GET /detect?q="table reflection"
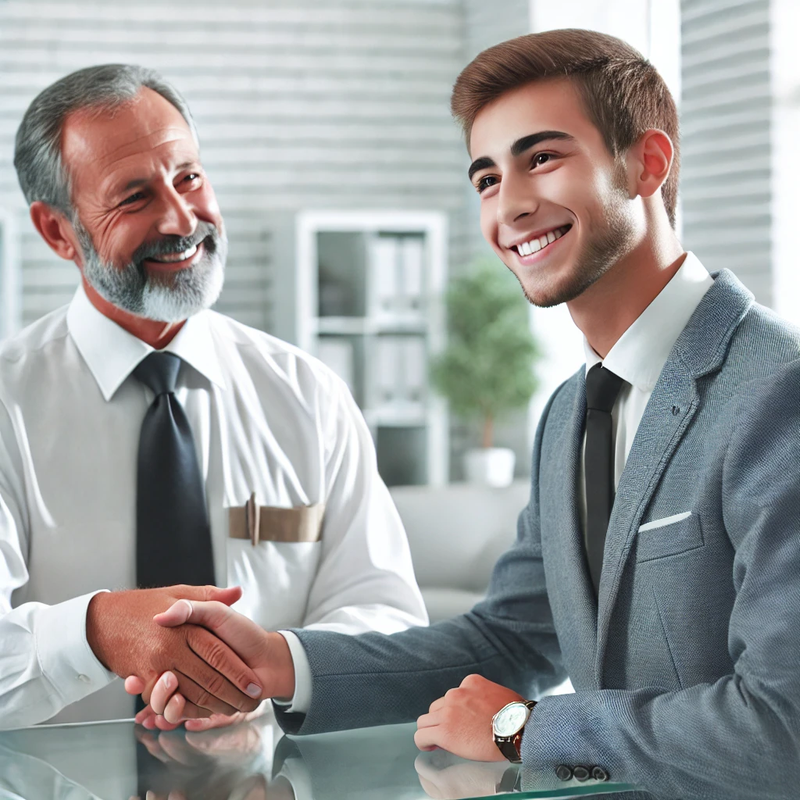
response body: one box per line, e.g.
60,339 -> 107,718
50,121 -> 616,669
0,710 -> 643,800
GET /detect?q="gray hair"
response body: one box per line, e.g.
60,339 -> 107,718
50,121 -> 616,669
14,64 -> 199,215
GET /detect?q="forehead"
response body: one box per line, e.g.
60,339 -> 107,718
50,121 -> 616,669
468,78 -> 602,160
61,87 -> 198,190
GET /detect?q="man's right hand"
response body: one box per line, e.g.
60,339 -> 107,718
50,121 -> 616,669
128,598 -> 296,724
85,585 -> 263,717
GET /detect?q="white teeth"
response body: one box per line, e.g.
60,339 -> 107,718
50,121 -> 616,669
514,226 -> 569,257
150,244 -> 198,263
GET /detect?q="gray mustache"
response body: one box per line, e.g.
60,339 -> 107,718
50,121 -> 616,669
132,222 -> 218,264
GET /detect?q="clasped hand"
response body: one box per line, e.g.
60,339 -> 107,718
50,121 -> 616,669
122,593 -> 295,730
86,584 -> 266,721
121,592 -> 525,762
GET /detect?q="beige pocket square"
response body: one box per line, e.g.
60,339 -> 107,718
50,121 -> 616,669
229,494 -> 325,546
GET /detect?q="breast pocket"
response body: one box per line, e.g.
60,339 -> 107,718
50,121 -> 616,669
636,512 -> 704,562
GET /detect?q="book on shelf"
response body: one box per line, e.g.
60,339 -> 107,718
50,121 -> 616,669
372,336 -> 427,416
368,234 -> 426,322
368,236 -> 399,318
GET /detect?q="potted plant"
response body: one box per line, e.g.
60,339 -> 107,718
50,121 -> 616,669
431,258 -> 540,487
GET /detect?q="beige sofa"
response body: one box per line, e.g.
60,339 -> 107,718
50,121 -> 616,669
389,481 -> 530,624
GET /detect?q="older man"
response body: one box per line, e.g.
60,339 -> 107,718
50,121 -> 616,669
0,64 -> 427,729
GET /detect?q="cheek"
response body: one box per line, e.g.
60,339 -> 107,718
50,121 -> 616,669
197,185 -> 222,222
479,203 -> 499,247
95,219 -> 148,266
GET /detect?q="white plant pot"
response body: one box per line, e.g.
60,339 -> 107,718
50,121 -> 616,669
464,447 -> 516,488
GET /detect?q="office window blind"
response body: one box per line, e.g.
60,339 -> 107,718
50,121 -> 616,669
680,0 -> 772,306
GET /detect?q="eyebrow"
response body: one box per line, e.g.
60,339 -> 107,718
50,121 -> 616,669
468,130 -> 576,181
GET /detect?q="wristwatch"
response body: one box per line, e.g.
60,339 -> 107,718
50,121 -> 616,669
492,699 -> 536,763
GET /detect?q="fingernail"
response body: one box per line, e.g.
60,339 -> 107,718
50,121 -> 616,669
161,673 -> 173,690
246,683 -> 261,697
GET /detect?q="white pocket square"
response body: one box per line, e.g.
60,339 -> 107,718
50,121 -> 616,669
638,511 -> 692,532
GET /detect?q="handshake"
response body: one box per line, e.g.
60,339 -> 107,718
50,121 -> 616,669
86,585 -> 295,731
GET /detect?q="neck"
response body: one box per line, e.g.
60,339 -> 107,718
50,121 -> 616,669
82,276 -> 186,350
567,231 -> 686,359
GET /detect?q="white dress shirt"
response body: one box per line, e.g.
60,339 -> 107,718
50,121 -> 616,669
0,286 -> 427,728
286,252 -> 714,714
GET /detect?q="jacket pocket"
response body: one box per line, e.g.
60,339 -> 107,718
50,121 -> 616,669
636,512 -> 704,562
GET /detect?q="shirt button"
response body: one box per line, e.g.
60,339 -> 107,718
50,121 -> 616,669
77,674 -> 91,684
591,766 -> 610,782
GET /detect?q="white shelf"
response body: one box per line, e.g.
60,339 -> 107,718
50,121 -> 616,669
295,210 -> 448,486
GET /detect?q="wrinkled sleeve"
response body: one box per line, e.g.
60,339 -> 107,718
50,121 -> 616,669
299,374 -> 428,636
0,398 -> 114,730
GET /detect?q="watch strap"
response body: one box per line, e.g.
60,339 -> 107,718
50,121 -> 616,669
496,734 -> 523,763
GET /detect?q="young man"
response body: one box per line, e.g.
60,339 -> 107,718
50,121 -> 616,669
138,30 -> 800,798
0,65 -> 428,729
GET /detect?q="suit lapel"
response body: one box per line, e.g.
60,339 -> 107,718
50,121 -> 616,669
594,269 -> 754,678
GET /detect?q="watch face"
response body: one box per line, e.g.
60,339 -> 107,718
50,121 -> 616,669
493,702 -> 530,737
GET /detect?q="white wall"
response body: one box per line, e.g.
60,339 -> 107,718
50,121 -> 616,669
770,0 -> 800,327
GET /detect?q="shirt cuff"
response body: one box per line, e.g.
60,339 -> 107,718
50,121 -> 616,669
274,630 -> 313,714
34,590 -> 117,706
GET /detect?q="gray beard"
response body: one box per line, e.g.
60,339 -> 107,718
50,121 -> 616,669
76,219 -> 227,322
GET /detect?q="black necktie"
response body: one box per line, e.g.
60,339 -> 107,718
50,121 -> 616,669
134,352 -> 215,588
584,363 -> 625,594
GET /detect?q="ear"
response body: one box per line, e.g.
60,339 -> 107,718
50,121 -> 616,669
29,201 -> 83,265
626,129 -> 674,200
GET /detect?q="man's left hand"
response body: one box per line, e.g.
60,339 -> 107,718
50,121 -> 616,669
414,674 -> 526,761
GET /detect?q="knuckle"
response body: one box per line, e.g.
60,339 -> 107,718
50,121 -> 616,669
191,631 -> 227,669
193,687 -> 213,709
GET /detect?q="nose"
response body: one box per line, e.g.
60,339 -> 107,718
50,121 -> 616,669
156,185 -> 197,238
496,170 -> 538,226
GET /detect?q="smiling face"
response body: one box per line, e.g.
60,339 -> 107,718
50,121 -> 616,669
60,87 -> 226,321
469,79 -> 640,309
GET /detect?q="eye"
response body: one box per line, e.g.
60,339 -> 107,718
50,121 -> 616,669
476,175 -> 499,193
531,152 -> 552,169
181,172 -> 202,187
119,192 -> 144,207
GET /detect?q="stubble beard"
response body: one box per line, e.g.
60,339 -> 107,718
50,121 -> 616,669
515,176 -> 637,309
76,218 -> 227,322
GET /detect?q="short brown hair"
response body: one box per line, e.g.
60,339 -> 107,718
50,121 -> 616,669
451,29 -> 680,227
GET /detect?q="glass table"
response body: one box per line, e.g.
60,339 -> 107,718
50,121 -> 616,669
0,710 -> 646,800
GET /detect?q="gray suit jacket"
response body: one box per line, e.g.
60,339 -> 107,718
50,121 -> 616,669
279,270 -> 800,799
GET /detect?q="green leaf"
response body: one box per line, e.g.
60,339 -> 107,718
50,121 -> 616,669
430,258 -> 542,433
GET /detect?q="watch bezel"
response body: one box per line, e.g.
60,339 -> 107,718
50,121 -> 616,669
492,700 -> 533,737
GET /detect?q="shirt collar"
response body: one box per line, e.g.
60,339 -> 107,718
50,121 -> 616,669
67,284 -> 226,401
583,252 -> 714,391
